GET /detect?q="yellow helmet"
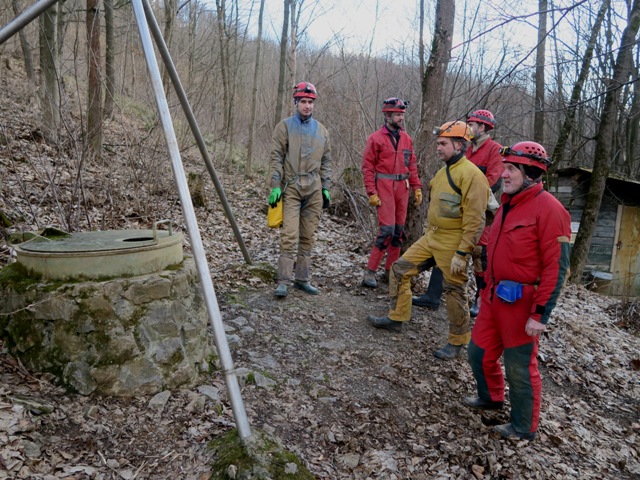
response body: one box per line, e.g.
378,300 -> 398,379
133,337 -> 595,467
433,121 -> 470,142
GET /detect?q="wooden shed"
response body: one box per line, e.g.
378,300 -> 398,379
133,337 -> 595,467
550,167 -> 640,299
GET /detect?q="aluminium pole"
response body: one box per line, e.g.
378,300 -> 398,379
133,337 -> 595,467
141,0 -> 251,265
0,0 -> 59,45
130,0 -> 251,440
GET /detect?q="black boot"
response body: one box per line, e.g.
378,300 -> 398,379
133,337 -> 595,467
433,343 -> 464,360
469,297 -> 480,318
367,315 -> 403,333
412,267 -> 444,309
494,423 -> 536,441
462,396 -> 504,410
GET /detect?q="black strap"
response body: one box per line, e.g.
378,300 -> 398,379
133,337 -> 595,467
376,173 -> 410,181
445,165 -> 462,196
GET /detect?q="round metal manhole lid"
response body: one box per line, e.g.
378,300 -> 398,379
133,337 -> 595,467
18,230 -> 173,253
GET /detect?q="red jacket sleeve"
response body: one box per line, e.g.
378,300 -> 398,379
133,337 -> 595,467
530,193 -> 572,323
362,134 -> 379,196
406,136 -> 422,190
484,142 -> 505,190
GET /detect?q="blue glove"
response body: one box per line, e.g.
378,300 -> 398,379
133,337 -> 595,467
269,187 -> 282,208
322,188 -> 330,209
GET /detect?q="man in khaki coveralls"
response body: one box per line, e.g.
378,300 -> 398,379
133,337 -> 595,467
368,121 -> 489,360
268,82 -> 332,298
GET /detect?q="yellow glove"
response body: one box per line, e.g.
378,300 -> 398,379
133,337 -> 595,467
450,254 -> 468,276
414,189 -> 423,207
368,194 -> 382,207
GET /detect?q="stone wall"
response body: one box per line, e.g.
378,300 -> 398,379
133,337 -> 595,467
0,258 -> 211,396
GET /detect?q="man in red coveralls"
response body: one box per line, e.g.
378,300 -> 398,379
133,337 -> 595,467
465,109 -> 504,317
361,98 -> 422,288
463,141 -> 571,441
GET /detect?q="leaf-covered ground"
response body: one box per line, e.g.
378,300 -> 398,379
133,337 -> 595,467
1,57 -> 639,479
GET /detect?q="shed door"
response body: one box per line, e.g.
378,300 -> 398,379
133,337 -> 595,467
611,205 -> 640,298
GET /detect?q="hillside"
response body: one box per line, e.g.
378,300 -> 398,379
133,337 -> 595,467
1,60 -> 640,479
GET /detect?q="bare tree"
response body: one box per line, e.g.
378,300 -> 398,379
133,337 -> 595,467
534,0 -> 547,142
39,1 -> 60,142
569,0 -> 640,282
246,0 -> 265,178
11,0 -> 35,82
162,0 -> 178,94
287,0 -> 299,96
406,0 -> 455,246
187,0 -> 201,86
103,0 -> 115,118
274,0 -> 290,124
87,0 -> 103,160
549,0 -> 609,174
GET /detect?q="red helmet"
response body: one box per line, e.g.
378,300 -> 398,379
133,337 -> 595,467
500,141 -> 551,172
467,109 -> 495,130
382,97 -> 408,113
293,82 -> 317,99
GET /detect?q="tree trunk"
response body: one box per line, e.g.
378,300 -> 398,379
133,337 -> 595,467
549,0 -> 609,176
625,57 -> 640,177
569,0 -> 640,282
39,2 -> 59,142
533,0 -> 547,143
216,0 -> 231,151
274,0 -> 290,125
246,0 -> 265,178
104,0 -> 115,118
188,1 -> 199,86
162,0 -> 177,95
288,0 -> 298,108
11,0 -> 35,82
87,0 -> 103,160
406,0 -> 455,247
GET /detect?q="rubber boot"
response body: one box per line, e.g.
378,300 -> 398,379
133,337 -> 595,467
293,255 -> 319,294
494,423 -> 536,441
379,270 -> 390,284
362,269 -> 377,288
274,283 -> 288,298
433,343 -> 463,360
367,315 -> 403,333
293,281 -> 319,295
463,396 -> 504,410
412,267 -> 444,309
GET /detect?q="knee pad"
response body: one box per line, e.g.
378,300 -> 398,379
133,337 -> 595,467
374,225 -> 394,250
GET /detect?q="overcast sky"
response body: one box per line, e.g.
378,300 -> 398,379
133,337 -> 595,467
257,0 -> 544,59
260,0 -> 422,56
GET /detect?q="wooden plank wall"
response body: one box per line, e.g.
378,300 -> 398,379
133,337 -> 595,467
552,175 -> 617,272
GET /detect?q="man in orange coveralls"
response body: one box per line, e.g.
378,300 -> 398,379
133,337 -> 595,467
465,109 -> 504,316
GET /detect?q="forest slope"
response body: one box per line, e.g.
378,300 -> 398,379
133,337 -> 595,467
0,59 -> 639,480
